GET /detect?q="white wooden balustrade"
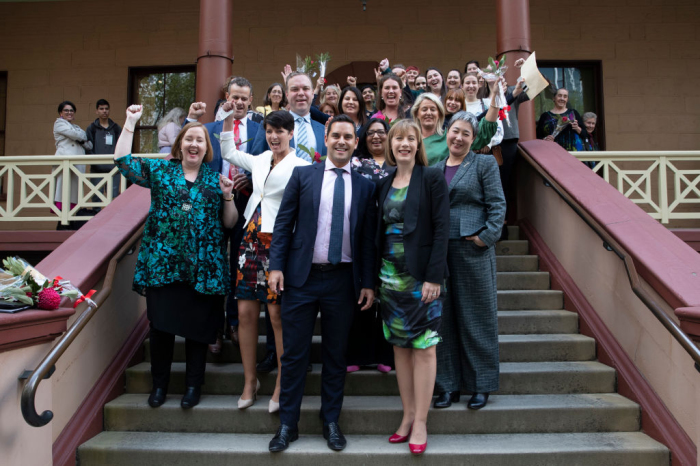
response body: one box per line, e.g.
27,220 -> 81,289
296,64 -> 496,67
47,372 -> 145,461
0,154 -> 165,225
573,151 -> 700,224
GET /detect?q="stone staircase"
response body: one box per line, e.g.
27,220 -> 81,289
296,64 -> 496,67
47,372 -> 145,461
77,227 -> 670,465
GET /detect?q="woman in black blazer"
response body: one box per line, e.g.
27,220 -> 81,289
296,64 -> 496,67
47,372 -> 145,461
376,120 -> 449,455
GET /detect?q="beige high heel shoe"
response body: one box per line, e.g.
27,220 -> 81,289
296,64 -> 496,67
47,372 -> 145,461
237,379 -> 260,409
268,398 -> 280,413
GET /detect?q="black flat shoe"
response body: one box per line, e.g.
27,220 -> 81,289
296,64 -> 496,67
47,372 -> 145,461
433,391 -> 460,409
323,422 -> 347,451
269,424 -> 299,452
256,351 -> 277,373
148,387 -> 167,408
467,392 -> 489,410
180,386 -> 201,409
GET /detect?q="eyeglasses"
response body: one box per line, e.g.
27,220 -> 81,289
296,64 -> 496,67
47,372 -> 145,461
367,130 -> 386,138
62,109 -> 75,113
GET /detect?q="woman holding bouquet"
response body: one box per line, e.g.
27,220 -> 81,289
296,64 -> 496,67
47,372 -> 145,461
114,105 -> 238,410
536,88 -> 587,152
220,108 -> 310,413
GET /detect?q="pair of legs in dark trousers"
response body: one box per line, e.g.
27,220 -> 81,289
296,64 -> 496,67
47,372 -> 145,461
499,138 -> 519,223
279,266 -> 355,427
149,325 -> 208,389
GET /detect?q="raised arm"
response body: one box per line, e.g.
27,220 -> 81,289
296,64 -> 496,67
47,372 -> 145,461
220,102 -> 255,172
114,105 -> 142,160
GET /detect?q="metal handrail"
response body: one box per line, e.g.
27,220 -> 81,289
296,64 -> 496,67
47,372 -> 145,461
519,147 -> 700,373
20,225 -> 145,427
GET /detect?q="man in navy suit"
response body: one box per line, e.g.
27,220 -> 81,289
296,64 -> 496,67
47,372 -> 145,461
267,115 -> 377,452
185,76 -> 260,351
250,72 -> 327,161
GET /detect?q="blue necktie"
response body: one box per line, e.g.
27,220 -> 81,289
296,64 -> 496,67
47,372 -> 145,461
328,168 -> 345,265
295,117 -> 311,161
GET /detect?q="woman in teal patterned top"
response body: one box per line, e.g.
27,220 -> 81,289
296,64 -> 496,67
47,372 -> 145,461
377,120 -> 449,454
114,105 -> 238,410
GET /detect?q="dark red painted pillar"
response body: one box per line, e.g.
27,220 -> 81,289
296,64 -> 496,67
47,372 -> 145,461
196,0 -> 233,124
496,0 -> 535,141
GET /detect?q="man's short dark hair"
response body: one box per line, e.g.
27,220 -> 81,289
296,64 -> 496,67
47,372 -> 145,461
326,114 -> 355,136
263,110 -> 294,132
96,99 -> 110,109
225,76 -> 253,95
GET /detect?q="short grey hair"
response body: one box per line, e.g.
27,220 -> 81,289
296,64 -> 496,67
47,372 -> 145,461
446,110 -> 480,138
582,112 -> 597,121
411,92 -> 446,136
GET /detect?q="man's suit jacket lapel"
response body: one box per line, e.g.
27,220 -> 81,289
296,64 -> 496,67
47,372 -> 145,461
403,166 -> 422,236
448,151 -> 476,193
312,163 -> 325,227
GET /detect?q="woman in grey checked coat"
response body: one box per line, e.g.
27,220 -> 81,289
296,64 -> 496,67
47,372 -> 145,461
433,110 -> 506,410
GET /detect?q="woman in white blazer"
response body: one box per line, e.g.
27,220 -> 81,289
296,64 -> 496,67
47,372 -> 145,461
220,109 -> 310,413
53,101 -> 93,220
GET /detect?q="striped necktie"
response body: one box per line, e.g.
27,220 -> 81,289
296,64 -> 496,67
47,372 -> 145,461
295,117 -> 311,161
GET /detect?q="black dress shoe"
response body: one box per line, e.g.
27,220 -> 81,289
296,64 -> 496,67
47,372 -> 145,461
467,392 -> 489,410
180,386 -> 201,409
269,424 -> 299,452
257,351 -> 277,373
148,387 -> 167,408
323,422 -> 347,451
433,391 -> 460,409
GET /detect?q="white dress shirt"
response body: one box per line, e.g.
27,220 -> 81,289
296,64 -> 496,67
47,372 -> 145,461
222,118 -> 248,177
313,158 -> 352,264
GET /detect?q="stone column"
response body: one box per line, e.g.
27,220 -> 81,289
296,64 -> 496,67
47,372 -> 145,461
196,0 -> 233,124
496,0 -> 534,141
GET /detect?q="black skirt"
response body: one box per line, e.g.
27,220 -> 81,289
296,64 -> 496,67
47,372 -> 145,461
146,282 -> 224,345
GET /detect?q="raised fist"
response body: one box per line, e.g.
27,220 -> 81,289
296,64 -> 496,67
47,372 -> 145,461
188,102 -> 207,120
125,105 -> 143,126
347,76 -> 357,87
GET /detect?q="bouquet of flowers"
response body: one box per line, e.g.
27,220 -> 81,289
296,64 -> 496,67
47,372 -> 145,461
297,144 -> 325,164
316,52 -> 332,81
0,257 -> 95,310
296,54 -> 318,77
479,55 -> 510,124
551,112 -> 576,139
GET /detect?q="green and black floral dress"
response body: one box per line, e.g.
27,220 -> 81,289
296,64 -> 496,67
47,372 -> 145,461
379,186 -> 442,349
116,154 -> 230,343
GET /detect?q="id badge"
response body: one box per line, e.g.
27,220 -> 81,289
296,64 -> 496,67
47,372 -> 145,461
105,134 -> 114,145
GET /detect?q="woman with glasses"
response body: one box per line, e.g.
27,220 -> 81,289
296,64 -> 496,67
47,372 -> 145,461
345,118 -> 396,374
53,101 -> 93,230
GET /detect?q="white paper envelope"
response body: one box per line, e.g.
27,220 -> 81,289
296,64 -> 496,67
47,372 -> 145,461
521,52 -> 549,100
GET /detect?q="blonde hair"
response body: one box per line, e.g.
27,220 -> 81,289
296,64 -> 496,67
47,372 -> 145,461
411,93 -> 446,136
385,120 -> 428,167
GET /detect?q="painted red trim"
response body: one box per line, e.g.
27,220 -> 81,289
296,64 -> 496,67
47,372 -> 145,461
0,231 -> 74,251
0,308 -> 75,353
52,312 -> 149,466
670,229 -> 700,253
0,186 -> 150,352
520,219 -> 696,466
519,141 -> 700,328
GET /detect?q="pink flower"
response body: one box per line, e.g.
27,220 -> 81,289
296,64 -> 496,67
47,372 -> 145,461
313,152 -> 321,163
562,116 -> 568,122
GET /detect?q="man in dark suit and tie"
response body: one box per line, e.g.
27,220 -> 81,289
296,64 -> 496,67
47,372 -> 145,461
250,71 -> 327,161
267,114 -> 377,452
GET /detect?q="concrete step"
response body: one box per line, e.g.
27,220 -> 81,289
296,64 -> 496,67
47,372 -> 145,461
496,271 -> 549,290
505,225 -> 520,240
496,255 -> 538,272
497,290 -> 563,310
495,240 -> 529,256
145,333 -> 594,364
104,393 -> 639,435
125,361 -> 616,396
497,310 -> 579,335
78,431 -> 668,466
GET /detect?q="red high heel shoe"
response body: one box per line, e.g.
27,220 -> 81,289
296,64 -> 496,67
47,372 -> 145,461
388,424 -> 412,443
409,441 -> 427,455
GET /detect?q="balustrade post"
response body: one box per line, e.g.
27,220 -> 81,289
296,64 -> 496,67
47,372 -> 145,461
658,156 -> 669,224
61,160 -> 70,225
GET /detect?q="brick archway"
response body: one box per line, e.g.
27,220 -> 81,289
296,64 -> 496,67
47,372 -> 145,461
325,60 -> 379,88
